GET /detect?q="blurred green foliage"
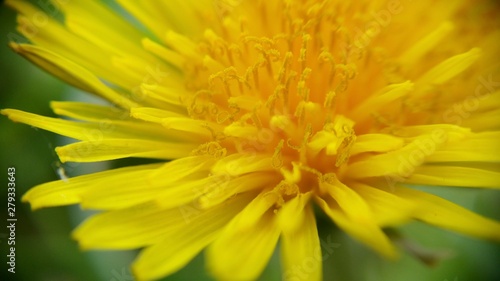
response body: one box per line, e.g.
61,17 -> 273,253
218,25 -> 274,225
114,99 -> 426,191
0,1 -> 499,281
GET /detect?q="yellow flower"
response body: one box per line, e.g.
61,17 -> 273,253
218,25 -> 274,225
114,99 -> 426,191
3,0 -> 500,280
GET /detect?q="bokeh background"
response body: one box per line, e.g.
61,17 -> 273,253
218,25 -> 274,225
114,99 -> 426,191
0,1 -> 499,281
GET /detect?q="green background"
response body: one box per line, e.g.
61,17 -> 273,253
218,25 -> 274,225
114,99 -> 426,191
0,1 -> 499,281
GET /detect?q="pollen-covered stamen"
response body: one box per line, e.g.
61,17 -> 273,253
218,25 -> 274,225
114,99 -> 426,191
180,1 -> 365,182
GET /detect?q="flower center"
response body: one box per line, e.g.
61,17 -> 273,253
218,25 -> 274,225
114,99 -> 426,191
183,2 -> 362,185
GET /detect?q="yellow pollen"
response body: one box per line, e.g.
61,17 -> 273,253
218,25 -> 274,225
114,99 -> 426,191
180,1 -> 388,193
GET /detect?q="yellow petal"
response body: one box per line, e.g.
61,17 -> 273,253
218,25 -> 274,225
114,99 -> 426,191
344,126 -> 469,179
115,0 -> 211,39
148,155 -> 214,183
130,107 -> 186,123
50,101 -> 132,122
462,109 -> 500,131
198,172 -> 280,209
351,81 -> 414,120
1,109 -> 183,142
142,37 -> 185,69
133,192 -> 254,281
224,123 -> 260,138
153,177 -> 224,209
6,0 -> 140,89
392,124 -> 470,138
406,165 -> 500,188
207,211 -> 280,281
350,134 -> 405,155
139,83 -> 187,112
315,194 -> 397,259
350,183 -> 417,226
418,48 -> 482,86
475,90 -> 500,113
281,205 -> 322,281
277,192 -> 312,233
223,190 -> 280,231
56,139 -> 196,162
81,156 -> 216,210
307,130 -> 344,157
394,186 -> 500,240
9,44 -> 136,108
426,131 -> 500,163
143,0 -> 208,35
131,107 -> 218,139
317,176 -> 398,259
399,21 -> 454,65
115,0 -> 166,39
73,202 -> 187,249
21,163 -> 162,210
211,153 -> 274,176
58,0 -> 161,66
164,30 -> 203,60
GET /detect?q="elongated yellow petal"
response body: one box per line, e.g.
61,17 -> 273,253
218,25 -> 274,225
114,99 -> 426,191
345,138 -> 432,179
142,38 -> 185,70
392,124 -> 471,138
198,172 -> 280,209
207,212 -> 280,281
406,165 -> 500,188
164,30 -> 203,60
315,194 -> 397,259
350,134 -> 405,155
281,205 -> 322,281
153,177 -> 222,209
81,159 -> 219,209
345,125 -> 470,179
462,110 -> 500,131
475,91 -> 500,113
350,183 -> 417,226
277,192 -> 312,233
141,0 -> 204,35
426,131 -> 500,162
6,0 -> 141,89
133,192 -> 254,281
399,21 -> 454,65
131,107 -> 218,138
115,1 -> 165,39
148,155 -> 215,185
22,163 -> 162,210
9,44 -> 136,108
394,186 -> 500,240
211,153 -> 274,176
320,177 -> 372,222
418,48 -> 482,86
223,190 -> 280,230
51,101 -> 131,122
58,0 -> 160,65
73,202 -> 187,249
139,83 -> 187,112
56,139 -> 197,162
1,109 -> 185,142
2,109 -> 98,141
224,123 -> 260,138
316,176 -> 398,259
130,107 -> 186,123
351,81 -> 414,120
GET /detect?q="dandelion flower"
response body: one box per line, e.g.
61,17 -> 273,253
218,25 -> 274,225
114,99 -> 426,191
3,0 -> 500,280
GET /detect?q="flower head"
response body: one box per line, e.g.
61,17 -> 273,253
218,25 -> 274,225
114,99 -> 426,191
3,0 -> 500,280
